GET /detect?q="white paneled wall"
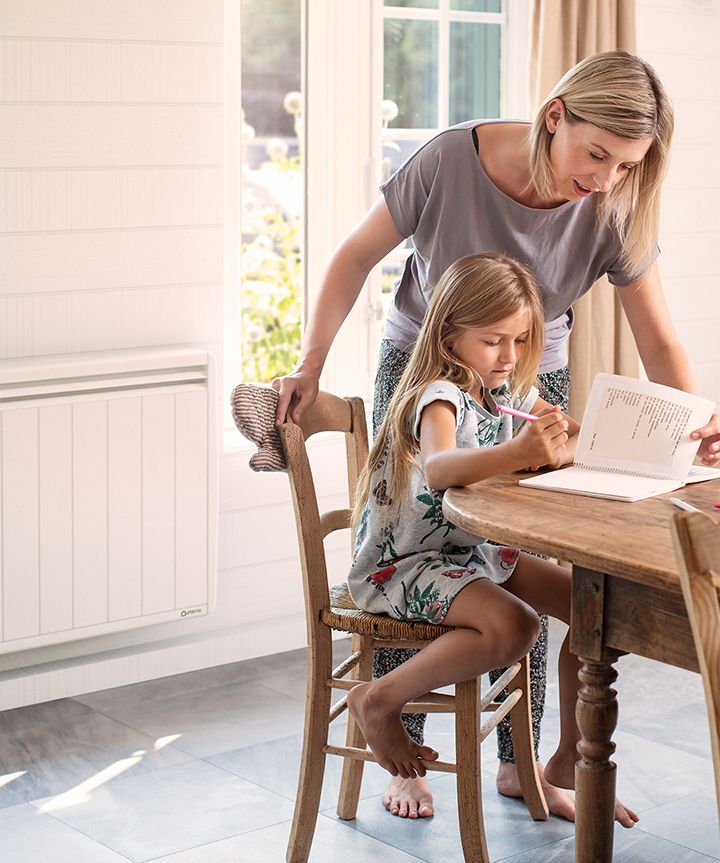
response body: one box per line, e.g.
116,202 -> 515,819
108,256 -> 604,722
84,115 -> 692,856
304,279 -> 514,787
636,0 -> 720,405
0,0 -> 224,362
0,0 -> 356,711
0,1 -> 238,706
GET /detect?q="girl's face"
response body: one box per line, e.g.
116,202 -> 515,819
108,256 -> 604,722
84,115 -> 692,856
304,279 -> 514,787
545,98 -> 653,202
451,308 -> 531,392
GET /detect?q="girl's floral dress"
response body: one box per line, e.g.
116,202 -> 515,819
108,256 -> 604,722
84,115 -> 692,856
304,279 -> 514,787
348,380 -> 538,624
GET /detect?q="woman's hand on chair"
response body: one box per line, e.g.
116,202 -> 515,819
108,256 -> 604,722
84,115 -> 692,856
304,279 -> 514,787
272,368 -> 320,426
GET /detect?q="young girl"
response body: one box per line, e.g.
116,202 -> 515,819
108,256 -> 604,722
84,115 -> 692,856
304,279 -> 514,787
346,252 -> 638,827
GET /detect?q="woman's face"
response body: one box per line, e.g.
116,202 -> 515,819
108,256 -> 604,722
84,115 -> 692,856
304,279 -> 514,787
545,98 -> 653,202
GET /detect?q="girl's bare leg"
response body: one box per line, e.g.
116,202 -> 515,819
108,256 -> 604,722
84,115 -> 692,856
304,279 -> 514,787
347,579 -> 540,779
502,554 -> 639,827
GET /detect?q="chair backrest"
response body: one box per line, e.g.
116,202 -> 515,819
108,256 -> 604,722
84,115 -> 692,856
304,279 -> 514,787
278,392 -> 369,629
671,510 -> 720,825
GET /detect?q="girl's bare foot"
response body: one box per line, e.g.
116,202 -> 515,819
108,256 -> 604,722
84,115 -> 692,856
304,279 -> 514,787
497,761 -> 639,828
383,775 -> 435,818
347,682 -> 438,778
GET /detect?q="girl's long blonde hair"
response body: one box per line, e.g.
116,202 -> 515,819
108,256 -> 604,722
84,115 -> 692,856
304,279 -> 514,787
529,51 -> 674,275
352,252 -> 544,528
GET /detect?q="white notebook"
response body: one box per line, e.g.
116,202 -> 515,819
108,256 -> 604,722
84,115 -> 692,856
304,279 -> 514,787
519,374 -> 718,502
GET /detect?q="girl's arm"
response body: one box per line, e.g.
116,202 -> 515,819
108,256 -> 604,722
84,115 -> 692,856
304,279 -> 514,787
273,198 -> 404,424
420,400 -> 570,490
618,261 -> 720,465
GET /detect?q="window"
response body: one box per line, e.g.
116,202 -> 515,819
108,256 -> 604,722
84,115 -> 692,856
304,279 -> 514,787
229,1 -> 529,416
377,0 -> 528,334
238,0 -> 303,385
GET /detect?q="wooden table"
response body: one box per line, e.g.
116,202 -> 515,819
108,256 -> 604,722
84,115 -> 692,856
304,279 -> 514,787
443,473 -> 720,863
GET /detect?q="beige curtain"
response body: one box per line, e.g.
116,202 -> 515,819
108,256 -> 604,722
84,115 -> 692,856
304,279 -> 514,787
529,0 -> 637,419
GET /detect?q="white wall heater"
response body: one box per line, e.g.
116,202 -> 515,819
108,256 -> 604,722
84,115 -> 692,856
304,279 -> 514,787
0,348 -> 217,654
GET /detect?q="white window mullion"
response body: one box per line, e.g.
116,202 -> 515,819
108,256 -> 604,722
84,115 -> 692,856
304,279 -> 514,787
305,0 -> 379,402
503,0 -> 531,118
223,0 -> 242,429
438,0 -> 451,128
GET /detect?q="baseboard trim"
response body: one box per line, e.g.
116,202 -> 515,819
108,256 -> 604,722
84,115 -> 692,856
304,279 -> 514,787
0,614 -> 310,710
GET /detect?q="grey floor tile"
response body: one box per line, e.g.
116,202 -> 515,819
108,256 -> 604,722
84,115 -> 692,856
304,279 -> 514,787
206,714 -> 452,814
620,699 -> 713,763
614,654 -> 707,725
256,638 -> 354,701
3,627 -> 719,863
33,759 -> 295,862
612,728 -> 715,811
0,709 -> 192,809
0,698 -> 97,734
74,640 -> 349,715
0,802 -> 131,863
147,812 -> 426,862
536,721 -> 715,813
632,792 -> 720,859
327,772 -> 575,863
493,826 -> 720,862
207,728 -> 393,810
76,679 -> 307,758
75,662 -> 261,713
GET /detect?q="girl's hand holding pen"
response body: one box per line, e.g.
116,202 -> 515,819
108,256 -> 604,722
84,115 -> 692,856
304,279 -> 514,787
513,406 -> 569,471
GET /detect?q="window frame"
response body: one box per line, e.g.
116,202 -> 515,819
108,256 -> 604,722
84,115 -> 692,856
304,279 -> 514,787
226,0 -> 531,432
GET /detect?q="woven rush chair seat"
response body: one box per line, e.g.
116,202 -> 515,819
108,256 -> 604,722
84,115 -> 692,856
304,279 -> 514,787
233,384 -> 548,863
326,582 -> 454,640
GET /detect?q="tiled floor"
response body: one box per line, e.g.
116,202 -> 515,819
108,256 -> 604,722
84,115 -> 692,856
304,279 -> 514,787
1,621 -> 719,862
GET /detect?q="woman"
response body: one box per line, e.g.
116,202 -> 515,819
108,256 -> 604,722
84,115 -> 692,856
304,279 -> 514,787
273,51 -> 720,822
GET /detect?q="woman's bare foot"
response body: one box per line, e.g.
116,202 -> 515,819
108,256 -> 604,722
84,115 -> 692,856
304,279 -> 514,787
497,761 -> 639,828
383,775 -> 435,818
497,760 -> 575,822
544,754 -> 639,828
347,682 -> 438,778
544,750 -> 576,789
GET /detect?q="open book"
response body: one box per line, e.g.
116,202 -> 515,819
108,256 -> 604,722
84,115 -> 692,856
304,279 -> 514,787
519,373 -> 719,502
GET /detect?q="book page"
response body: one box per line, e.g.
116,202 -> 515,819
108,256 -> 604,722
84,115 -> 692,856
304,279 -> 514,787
686,464 -> 720,484
519,466 -> 682,501
574,374 -> 715,481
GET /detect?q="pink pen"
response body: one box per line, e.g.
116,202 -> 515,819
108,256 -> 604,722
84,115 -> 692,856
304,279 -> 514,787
496,404 -> 539,422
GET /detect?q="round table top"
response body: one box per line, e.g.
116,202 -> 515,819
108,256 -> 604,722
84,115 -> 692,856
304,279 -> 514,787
443,471 -> 720,591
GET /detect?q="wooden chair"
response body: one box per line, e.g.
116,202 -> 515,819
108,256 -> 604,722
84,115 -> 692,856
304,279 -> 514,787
671,510 -> 720,828
271,390 -> 548,863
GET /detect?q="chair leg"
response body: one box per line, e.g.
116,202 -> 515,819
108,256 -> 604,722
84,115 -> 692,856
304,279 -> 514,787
287,625 -> 333,863
337,634 -> 373,820
455,677 -> 490,863
509,654 -> 549,821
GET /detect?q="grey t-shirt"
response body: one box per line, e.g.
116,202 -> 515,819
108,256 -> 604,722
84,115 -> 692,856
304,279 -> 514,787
381,120 -> 657,373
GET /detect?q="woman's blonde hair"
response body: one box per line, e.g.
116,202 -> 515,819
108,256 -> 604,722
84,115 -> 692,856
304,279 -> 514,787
352,252 -> 544,528
529,51 -> 674,274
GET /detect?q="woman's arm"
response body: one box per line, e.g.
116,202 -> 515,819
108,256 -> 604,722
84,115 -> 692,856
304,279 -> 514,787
273,198 -> 405,424
420,400 -> 569,490
618,262 -> 720,465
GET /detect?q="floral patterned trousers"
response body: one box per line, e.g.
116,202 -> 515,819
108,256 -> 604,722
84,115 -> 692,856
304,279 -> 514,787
371,339 -> 571,762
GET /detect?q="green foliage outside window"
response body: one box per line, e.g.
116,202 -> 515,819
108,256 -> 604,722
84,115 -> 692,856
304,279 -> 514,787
241,154 -> 302,383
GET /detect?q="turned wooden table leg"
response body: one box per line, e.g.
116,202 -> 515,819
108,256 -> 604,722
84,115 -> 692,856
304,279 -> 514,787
574,657 -> 619,863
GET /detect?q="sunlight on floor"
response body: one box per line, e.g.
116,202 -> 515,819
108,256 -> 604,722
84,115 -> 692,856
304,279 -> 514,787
0,770 -> 26,788
37,752 -> 146,813
154,734 -> 182,750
